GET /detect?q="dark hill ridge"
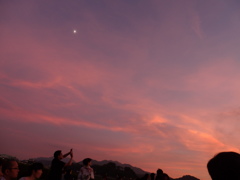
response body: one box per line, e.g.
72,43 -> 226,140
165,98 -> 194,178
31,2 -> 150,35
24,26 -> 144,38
90,159 -> 146,175
29,157 -> 200,180
174,175 -> 200,180
0,154 -> 199,180
28,157 -> 146,175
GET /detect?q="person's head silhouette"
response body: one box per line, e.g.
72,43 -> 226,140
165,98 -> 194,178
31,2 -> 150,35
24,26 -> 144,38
207,151 -> 240,180
2,159 -> 19,180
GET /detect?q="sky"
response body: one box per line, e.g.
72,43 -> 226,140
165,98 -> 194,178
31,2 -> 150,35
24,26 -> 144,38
1,0 -> 240,179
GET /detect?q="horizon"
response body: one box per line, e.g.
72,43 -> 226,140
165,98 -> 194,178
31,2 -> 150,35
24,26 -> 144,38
1,153 -> 198,179
0,153 -> 150,170
1,1 -> 240,180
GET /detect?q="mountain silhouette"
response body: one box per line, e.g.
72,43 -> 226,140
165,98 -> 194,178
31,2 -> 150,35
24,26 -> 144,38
27,157 -> 146,175
28,157 -> 200,180
0,154 -> 200,180
174,175 -> 200,180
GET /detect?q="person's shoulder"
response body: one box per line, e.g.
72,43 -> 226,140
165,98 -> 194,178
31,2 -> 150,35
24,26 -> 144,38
52,158 -> 60,164
52,158 -> 59,162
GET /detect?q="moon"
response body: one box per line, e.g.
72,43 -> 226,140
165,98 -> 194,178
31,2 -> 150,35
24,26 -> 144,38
73,30 -> 77,34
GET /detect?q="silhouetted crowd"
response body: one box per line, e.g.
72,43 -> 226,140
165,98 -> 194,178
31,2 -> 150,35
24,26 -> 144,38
0,149 -> 93,180
1,150 -> 240,180
138,168 -> 170,180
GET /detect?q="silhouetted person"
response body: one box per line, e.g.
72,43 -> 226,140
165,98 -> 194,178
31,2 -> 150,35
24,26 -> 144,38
150,173 -> 155,180
155,169 -> 164,180
63,168 -> 73,180
116,177 -> 123,180
0,159 -> 3,178
49,149 -> 73,180
162,173 -> 170,180
207,151 -> 240,180
19,162 -> 43,180
140,173 -> 149,180
1,159 -> 19,180
102,174 -> 108,180
77,158 -> 94,180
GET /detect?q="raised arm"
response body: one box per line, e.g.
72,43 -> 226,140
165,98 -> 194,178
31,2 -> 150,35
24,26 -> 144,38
63,149 -> 72,158
64,149 -> 73,167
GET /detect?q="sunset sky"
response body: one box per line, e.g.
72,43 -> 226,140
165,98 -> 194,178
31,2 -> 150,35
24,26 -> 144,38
1,1 -> 240,180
